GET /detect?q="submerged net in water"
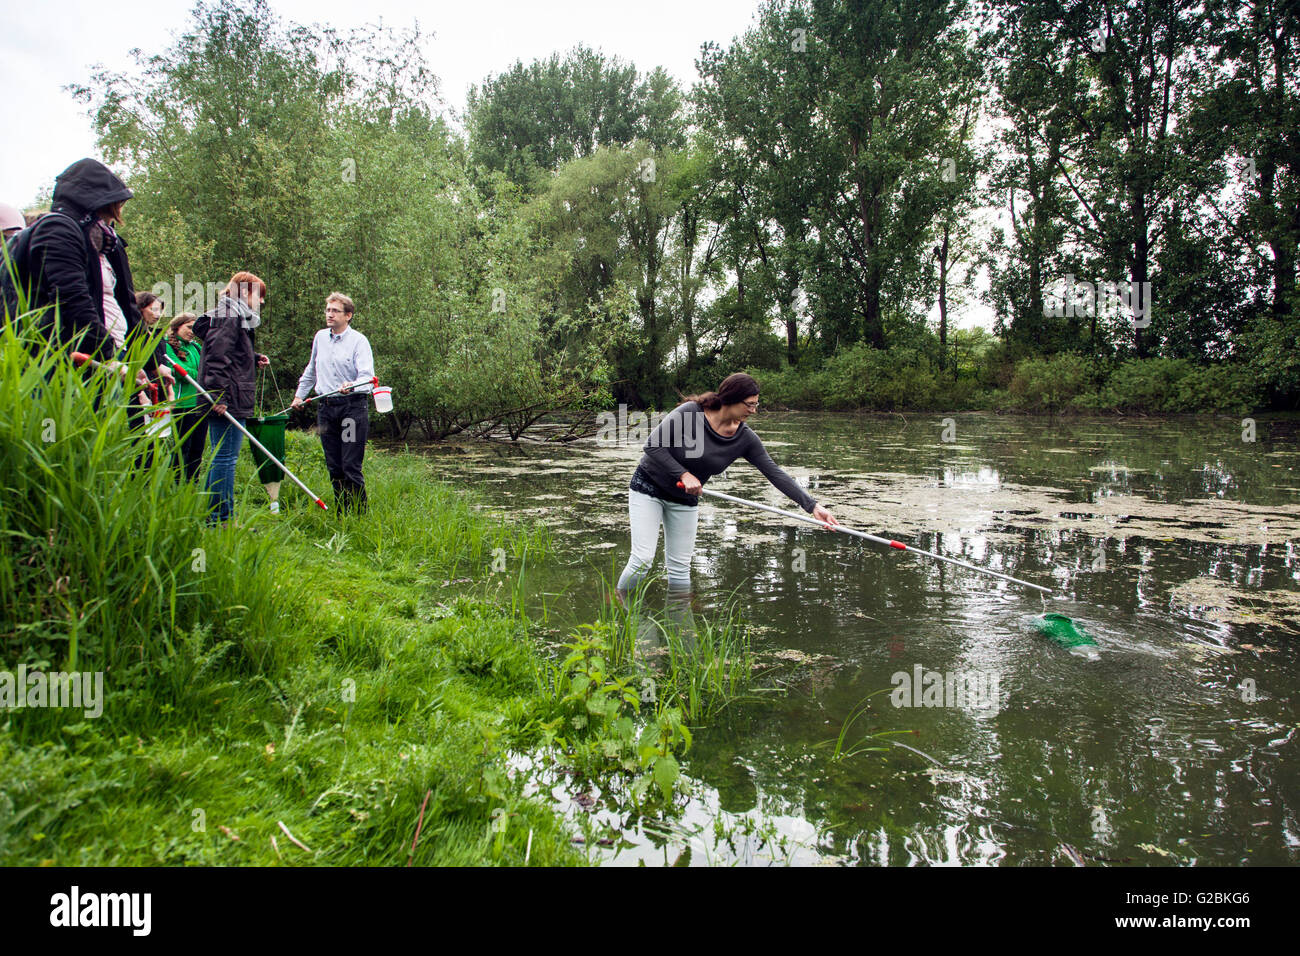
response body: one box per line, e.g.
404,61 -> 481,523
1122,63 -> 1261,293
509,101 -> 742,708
1035,613 -> 1099,652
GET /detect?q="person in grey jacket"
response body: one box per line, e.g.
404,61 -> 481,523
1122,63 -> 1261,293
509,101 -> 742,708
193,271 -> 269,524
616,372 -> 838,598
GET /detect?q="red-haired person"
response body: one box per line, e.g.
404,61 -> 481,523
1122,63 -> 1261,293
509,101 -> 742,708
193,272 -> 270,525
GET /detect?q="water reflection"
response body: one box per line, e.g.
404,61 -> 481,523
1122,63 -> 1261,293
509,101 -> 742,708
405,411 -> 1300,865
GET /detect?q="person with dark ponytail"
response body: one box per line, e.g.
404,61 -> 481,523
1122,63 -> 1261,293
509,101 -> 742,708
616,372 -> 838,598
131,290 -> 173,395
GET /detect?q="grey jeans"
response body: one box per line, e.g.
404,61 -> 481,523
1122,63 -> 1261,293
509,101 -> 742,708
616,489 -> 700,593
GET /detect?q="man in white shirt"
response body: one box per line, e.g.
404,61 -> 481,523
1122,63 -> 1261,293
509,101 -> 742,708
292,292 -> 375,514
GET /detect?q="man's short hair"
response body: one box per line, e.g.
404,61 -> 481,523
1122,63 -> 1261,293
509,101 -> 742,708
326,292 -> 354,316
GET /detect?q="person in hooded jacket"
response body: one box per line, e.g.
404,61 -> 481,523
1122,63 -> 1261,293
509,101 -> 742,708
0,159 -> 170,401
194,271 -> 270,525
0,203 -> 23,242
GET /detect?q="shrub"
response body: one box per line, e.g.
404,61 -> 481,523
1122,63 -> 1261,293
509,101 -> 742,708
1006,354 -> 1093,412
1242,314 -> 1300,408
747,364 -> 829,410
1078,358 -> 1260,413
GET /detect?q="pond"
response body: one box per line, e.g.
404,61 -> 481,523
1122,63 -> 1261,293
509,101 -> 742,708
396,410 -> 1300,866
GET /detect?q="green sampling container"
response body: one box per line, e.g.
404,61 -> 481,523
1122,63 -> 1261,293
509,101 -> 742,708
246,412 -> 289,484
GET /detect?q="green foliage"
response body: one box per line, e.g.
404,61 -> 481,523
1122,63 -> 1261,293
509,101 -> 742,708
697,0 -> 981,353
467,45 -> 685,189
1005,354 -> 1094,413
754,344 -> 983,411
1075,358 -> 1261,414
753,346 -> 1262,414
536,583 -> 757,811
542,623 -> 691,808
531,143 -> 709,407
749,364 -> 829,410
1242,314 -> 1300,408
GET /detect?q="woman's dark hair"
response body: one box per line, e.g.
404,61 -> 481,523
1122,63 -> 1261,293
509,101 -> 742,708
166,312 -> 196,349
685,372 -> 759,411
136,291 -> 158,310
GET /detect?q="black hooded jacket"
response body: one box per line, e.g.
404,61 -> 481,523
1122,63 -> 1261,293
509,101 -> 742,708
1,159 -> 152,367
194,296 -> 260,418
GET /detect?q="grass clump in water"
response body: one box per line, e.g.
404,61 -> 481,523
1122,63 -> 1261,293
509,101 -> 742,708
529,574 -> 759,816
592,576 -> 758,724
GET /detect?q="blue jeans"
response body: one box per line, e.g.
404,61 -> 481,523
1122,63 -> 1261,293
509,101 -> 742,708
205,416 -> 245,522
617,489 -> 700,593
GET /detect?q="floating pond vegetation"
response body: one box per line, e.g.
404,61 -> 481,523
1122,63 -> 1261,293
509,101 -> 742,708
1168,576 -> 1300,633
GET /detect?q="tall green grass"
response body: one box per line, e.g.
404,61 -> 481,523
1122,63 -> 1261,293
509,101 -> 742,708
0,318 -> 286,684
0,306 -> 581,864
584,573 -> 758,723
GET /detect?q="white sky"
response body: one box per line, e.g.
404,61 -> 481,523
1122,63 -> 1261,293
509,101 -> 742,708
0,0 -> 765,204
0,0 -> 995,329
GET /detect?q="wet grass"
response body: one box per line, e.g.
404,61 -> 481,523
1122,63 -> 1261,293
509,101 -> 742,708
591,575 -> 758,724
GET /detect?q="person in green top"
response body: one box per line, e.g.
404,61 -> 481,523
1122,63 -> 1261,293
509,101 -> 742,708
165,312 -> 207,481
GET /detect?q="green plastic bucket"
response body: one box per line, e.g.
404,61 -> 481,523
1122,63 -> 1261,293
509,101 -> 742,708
246,413 -> 289,485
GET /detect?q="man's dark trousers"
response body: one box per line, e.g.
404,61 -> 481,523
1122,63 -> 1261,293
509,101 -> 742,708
317,394 -> 368,514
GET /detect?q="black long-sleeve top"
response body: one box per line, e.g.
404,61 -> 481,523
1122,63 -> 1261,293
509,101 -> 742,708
631,401 -> 817,511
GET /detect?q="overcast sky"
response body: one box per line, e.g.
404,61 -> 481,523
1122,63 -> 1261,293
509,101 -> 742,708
0,0 -> 766,204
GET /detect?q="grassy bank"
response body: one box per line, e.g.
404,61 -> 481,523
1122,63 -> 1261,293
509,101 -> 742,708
1,436 -> 587,863
0,318 -> 767,865
0,323 -> 606,864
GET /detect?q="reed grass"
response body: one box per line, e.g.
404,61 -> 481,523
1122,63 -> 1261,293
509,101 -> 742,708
0,304 -> 578,865
586,572 -> 758,723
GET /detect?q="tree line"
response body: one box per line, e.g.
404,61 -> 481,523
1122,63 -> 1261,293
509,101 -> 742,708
68,0 -> 1299,430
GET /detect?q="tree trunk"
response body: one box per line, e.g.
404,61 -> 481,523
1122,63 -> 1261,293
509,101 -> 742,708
936,224 -> 949,371
1131,190 -> 1150,358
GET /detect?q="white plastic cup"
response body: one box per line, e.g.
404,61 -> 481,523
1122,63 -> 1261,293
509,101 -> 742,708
372,386 -> 393,413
